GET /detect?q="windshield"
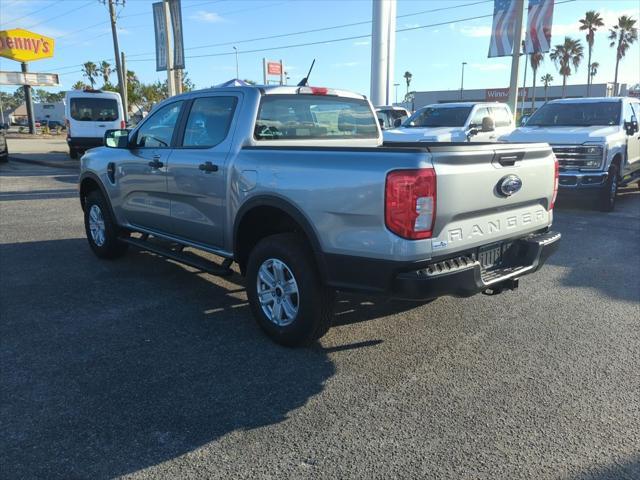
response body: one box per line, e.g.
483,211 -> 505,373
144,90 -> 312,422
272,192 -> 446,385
526,102 -> 621,127
403,106 -> 472,128
70,98 -> 119,122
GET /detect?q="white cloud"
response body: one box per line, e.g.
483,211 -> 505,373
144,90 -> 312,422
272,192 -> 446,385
459,25 -> 492,38
191,10 -> 225,23
353,40 -> 370,46
471,63 -> 509,71
331,62 -> 359,68
550,8 -> 638,40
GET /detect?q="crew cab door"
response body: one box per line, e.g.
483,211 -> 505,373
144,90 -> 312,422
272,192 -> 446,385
117,100 -> 184,232
626,101 -> 640,172
165,94 -> 240,248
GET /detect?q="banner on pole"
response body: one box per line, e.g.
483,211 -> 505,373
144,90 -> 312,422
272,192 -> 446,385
169,0 -> 184,69
524,0 -> 554,53
488,0 -> 518,58
153,2 -> 167,71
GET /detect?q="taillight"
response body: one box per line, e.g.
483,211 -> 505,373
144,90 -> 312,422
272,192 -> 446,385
385,169 -> 437,239
120,120 -> 126,129
550,155 -> 559,210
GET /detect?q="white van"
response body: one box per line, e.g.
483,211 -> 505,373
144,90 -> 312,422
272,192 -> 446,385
65,89 -> 124,158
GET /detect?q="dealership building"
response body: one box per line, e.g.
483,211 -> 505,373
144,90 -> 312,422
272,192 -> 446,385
408,83 -> 636,113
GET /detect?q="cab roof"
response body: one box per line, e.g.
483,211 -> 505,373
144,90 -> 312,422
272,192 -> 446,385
547,97 -> 623,104
174,84 -> 367,100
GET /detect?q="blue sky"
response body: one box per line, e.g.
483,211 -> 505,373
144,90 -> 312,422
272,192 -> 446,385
1,0 -> 638,96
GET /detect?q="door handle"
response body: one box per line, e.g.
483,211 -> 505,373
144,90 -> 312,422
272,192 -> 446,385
148,158 -> 164,169
198,161 -> 219,173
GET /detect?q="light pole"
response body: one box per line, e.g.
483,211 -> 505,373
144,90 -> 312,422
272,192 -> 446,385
393,83 -> 400,104
460,62 -> 467,100
233,46 -> 239,79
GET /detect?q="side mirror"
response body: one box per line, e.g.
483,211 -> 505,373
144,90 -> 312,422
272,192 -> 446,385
393,118 -> 403,128
625,118 -> 639,135
467,128 -> 479,139
481,116 -> 495,132
104,129 -> 130,148
520,115 -> 530,127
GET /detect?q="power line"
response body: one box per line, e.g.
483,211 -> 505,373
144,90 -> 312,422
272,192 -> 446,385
22,0 -> 95,30
0,1 -> 57,27
122,0 -> 492,58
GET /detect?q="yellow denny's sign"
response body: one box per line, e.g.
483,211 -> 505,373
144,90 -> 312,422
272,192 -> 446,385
0,29 -> 54,62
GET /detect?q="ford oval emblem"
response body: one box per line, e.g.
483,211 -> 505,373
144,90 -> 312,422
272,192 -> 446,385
498,174 -> 522,196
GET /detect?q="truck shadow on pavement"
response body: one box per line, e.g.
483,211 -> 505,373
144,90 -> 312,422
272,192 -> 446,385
572,456 -> 640,480
1,238 -> 335,479
549,188 -> 640,304
0,237 -> 418,479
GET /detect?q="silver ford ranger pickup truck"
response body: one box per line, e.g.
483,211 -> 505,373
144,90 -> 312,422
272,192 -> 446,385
79,85 -> 561,346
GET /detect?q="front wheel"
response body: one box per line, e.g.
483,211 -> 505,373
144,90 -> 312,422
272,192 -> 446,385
246,233 -> 335,347
598,163 -> 619,212
84,190 -> 129,259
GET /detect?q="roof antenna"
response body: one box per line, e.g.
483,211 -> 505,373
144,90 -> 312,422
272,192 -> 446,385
297,59 -> 316,87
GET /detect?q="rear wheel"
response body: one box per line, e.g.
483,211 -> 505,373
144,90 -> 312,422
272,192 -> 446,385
84,190 -> 128,259
598,163 -> 619,212
246,233 -> 335,347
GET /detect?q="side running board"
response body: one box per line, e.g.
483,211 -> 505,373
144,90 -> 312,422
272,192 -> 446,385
122,235 -> 234,277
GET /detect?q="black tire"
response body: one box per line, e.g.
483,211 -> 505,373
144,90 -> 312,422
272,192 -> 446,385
84,190 -> 129,259
599,163 -> 619,212
69,148 -> 79,159
246,233 -> 335,347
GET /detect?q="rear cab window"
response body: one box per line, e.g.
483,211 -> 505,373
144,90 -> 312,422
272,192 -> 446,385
70,98 -> 118,122
255,95 -> 377,140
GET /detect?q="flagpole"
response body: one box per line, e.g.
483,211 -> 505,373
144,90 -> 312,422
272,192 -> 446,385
507,0 -> 525,120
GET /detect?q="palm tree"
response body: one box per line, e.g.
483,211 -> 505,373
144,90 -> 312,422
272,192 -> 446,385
99,61 -> 112,86
529,53 -> 544,111
579,10 -> 604,96
589,62 -> 600,84
403,71 -> 412,100
71,80 -> 87,91
609,15 -> 638,95
82,61 -> 98,89
541,73 -> 553,102
550,37 -> 584,98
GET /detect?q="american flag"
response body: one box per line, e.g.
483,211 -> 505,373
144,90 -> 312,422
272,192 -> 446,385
488,0 -> 519,58
525,0 -> 555,53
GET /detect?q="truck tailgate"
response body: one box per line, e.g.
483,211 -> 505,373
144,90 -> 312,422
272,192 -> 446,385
428,143 -> 555,257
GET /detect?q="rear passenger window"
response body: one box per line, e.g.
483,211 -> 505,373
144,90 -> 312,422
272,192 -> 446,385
182,96 -> 238,147
492,107 -> 512,127
469,107 -> 490,127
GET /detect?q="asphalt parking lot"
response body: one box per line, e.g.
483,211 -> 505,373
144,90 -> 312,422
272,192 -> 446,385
1,141 -> 639,480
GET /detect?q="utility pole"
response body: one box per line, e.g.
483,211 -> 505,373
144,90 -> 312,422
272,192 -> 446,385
121,51 -> 128,122
163,0 -> 175,96
507,0 -> 525,120
106,0 -> 127,120
520,42 -> 528,119
460,62 -> 467,100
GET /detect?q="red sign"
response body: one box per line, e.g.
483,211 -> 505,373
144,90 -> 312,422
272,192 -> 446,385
485,87 -> 528,101
267,61 -> 282,75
